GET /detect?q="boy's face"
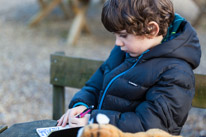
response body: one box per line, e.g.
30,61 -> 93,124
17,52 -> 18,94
114,30 -> 162,57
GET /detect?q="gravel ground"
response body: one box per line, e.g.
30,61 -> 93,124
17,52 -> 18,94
0,0 -> 205,137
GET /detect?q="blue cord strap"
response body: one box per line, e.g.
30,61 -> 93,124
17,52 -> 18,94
73,102 -> 89,108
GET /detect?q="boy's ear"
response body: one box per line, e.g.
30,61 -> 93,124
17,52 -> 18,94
146,21 -> 160,38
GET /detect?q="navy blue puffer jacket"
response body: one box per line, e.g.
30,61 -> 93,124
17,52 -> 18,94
69,18 -> 201,135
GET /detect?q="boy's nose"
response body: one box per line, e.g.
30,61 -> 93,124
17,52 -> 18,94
115,38 -> 123,47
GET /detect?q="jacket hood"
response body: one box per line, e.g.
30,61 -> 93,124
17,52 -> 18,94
143,15 -> 201,69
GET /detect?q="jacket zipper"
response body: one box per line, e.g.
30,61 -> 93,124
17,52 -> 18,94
98,50 -> 149,110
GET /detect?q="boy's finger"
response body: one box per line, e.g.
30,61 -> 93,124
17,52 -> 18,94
57,114 -> 65,126
62,116 -> 69,127
57,119 -> 61,126
57,121 -> 62,126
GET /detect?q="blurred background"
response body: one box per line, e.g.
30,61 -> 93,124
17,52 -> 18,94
0,0 -> 205,136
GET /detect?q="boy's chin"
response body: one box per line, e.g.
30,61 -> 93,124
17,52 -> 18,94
122,50 -> 139,57
129,53 -> 139,57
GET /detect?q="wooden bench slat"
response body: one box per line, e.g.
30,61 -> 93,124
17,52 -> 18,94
192,74 -> 206,108
0,125 -> 8,133
50,54 -> 103,88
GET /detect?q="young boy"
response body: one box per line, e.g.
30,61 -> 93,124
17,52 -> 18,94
57,0 -> 201,135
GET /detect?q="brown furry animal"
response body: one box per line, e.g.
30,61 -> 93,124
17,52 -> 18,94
78,123 -> 182,137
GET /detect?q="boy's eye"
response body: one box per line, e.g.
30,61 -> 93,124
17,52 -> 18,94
119,34 -> 127,38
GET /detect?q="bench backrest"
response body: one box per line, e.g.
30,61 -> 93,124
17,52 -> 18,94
50,52 -> 206,120
50,52 -> 103,119
0,125 -> 7,133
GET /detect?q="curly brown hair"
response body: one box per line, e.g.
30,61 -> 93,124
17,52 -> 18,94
101,0 -> 174,36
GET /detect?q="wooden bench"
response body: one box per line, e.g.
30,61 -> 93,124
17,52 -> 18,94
29,0 -> 91,45
193,0 -> 206,27
50,52 -> 206,120
29,0 -> 69,27
0,120 -> 57,137
50,52 -> 103,119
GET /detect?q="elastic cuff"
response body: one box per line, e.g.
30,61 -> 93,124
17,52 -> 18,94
73,102 -> 89,108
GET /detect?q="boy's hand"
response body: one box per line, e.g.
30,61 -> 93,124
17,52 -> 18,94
57,105 -> 87,127
69,114 -> 90,127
